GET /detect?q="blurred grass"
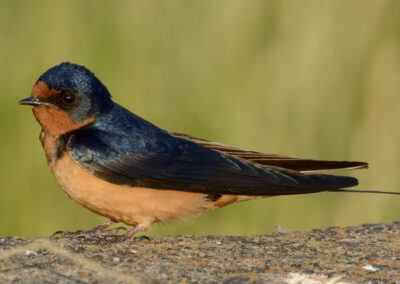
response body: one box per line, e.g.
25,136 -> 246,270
1,0 -> 400,237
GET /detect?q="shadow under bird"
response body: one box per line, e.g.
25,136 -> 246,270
18,63 -> 399,240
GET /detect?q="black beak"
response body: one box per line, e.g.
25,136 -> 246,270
18,96 -> 42,106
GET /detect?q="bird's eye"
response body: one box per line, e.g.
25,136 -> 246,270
62,93 -> 76,105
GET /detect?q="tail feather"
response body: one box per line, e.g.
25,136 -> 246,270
259,160 -> 368,174
327,189 -> 400,195
310,174 -> 359,188
170,132 -> 400,195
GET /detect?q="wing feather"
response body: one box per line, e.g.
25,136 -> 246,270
169,132 -> 368,174
67,128 -> 360,196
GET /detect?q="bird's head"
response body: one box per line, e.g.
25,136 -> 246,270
19,62 -> 113,136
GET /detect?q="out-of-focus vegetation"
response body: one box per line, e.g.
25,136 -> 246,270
1,0 -> 399,237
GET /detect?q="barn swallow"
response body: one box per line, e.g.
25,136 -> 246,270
18,62 -> 399,240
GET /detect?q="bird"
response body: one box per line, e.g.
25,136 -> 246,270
18,62 -> 399,240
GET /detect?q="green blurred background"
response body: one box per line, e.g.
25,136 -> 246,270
1,0 -> 399,238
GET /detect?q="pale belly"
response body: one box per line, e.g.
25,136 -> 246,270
51,152 -> 210,228
38,126 -> 266,230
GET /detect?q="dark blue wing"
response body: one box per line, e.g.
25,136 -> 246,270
67,130 -> 358,196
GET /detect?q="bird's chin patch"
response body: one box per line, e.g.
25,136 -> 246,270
32,105 -> 94,137
32,81 -> 61,99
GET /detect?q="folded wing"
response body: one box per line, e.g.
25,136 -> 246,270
67,128 -> 362,196
170,132 -> 368,174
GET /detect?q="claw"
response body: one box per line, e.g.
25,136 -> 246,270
117,224 -> 146,241
86,220 -> 117,235
50,230 -> 82,238
50,230 -> 64,238
95,226 -> 127,236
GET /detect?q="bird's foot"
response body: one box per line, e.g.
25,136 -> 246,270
50,230 -> 69,238
85,220 -> 125,235
117,224 -> 146,241
92,226 -> 127,236
50,221 -> 146,240
50,230 -> 87,238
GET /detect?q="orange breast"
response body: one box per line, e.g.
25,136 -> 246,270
52,152 -> 210,227
41,130 -> 265,228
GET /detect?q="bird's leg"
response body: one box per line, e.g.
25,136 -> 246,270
87,220 -> 115,233
86,220 -> 126,235
118,224 -> 146,241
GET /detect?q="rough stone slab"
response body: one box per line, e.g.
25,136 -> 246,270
0,222 -> 399,283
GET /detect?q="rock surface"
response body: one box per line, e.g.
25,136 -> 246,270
0,222 -> 399,283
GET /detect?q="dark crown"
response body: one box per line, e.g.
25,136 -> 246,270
38,62 -> 113,113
